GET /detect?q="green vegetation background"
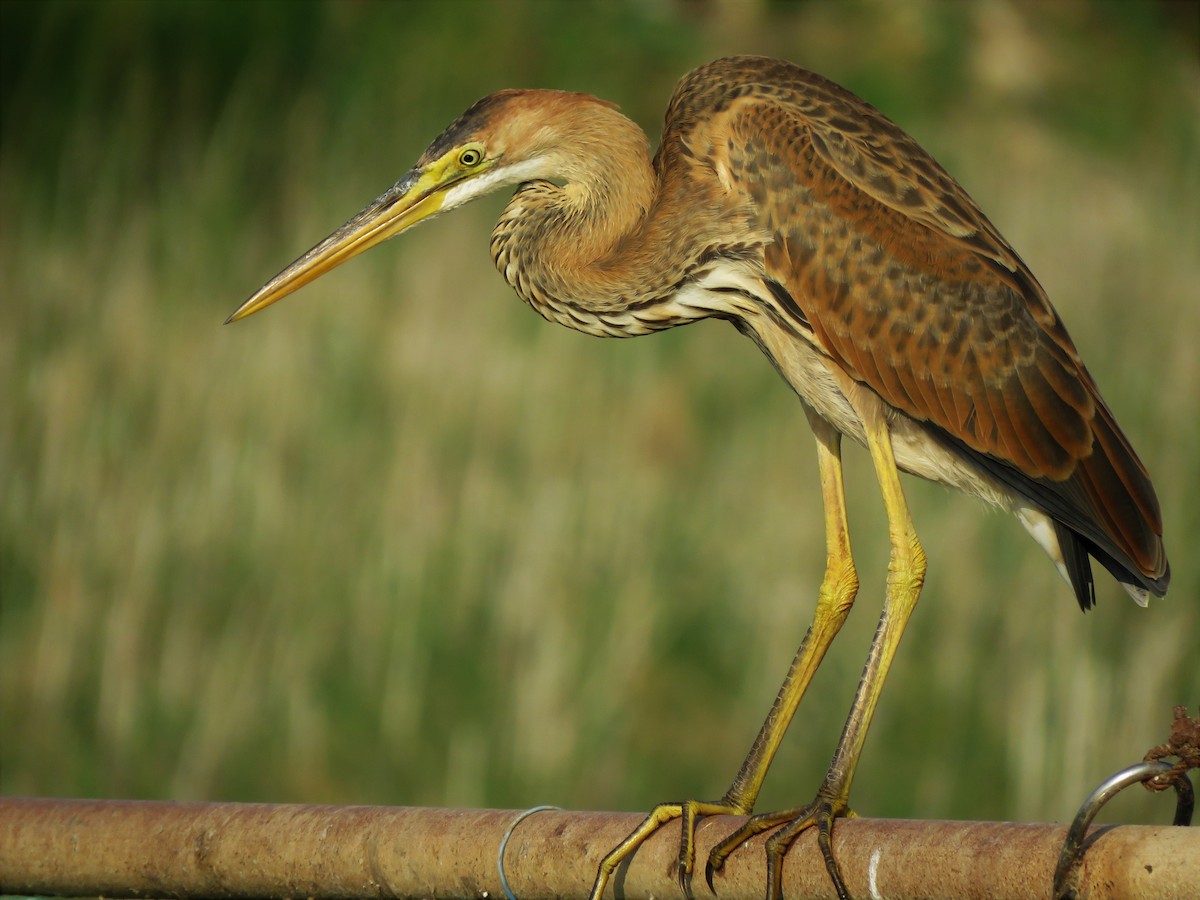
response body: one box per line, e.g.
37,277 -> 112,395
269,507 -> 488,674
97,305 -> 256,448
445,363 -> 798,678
3,0 -> 1197,830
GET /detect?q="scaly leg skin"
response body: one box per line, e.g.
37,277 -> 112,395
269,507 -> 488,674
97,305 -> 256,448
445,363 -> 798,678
707,401 -> 926,900
588,418 -> 859,900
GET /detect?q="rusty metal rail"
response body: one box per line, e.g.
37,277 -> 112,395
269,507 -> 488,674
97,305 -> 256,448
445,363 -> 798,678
1,797 -> 1195,898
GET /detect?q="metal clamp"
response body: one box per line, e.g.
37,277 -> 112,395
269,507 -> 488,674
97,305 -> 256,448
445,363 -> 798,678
1052,759 -> 1194,899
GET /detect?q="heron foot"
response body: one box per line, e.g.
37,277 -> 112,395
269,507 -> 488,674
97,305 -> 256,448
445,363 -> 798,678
706,792 -> 856,900
588,797 -> 752,900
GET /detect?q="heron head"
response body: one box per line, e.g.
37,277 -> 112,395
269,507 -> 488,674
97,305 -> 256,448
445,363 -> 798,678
227,89 -> 622,322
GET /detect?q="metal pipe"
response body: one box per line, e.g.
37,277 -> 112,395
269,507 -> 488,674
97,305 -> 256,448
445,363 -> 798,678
1,797 -> 1194,899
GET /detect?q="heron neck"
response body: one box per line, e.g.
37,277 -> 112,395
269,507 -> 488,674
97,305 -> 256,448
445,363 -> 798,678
491,116 -> 718,336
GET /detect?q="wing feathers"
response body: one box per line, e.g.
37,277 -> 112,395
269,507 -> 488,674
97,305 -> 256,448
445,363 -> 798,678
1016,360 -> 1091,457
686,56 -> 1168,597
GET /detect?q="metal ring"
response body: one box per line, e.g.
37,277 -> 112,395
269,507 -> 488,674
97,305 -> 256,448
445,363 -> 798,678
497,805 -> 561,900
1051,760 -> 1194,899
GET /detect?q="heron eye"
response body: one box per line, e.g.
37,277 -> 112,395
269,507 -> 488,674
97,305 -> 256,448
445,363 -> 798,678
458,147 -> 483,167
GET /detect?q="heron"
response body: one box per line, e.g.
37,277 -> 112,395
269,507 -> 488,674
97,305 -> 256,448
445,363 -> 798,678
229,56 -> 1170,899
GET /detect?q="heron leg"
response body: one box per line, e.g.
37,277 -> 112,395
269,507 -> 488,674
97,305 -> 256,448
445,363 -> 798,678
715,416 -> 860,814
707,405 -> 926,899
588,417 -> 859,900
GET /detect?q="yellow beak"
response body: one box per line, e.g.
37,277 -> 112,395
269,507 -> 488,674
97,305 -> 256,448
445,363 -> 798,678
226,168 -> 447,323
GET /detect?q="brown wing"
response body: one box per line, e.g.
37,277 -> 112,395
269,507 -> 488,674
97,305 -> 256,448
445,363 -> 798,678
673,57 -> 1168,596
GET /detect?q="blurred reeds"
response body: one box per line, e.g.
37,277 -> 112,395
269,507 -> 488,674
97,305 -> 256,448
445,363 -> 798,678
2,0 -> 1197,829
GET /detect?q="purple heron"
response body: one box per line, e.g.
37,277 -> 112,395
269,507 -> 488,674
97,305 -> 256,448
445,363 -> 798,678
229,56 -> 1170,899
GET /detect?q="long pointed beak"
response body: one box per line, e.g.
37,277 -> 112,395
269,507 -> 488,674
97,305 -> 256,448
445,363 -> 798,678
226,169 -> 444,323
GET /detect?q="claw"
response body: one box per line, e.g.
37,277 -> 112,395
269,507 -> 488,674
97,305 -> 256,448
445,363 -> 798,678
704,858 -> 718,894
678,862 -> 694,900
677,801 -> 698,896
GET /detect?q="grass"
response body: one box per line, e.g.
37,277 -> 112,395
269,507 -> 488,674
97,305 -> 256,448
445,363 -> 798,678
2,0 -> 1197,831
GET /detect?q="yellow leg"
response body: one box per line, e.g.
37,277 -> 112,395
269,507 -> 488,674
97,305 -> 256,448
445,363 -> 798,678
588,416 -> 859,900
707,403 -> 926,900
717,416 -> 860,813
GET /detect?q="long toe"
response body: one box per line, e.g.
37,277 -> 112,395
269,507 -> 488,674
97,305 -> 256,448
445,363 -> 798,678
591,797 -> 750,900
704,806 -> 810,892
762,799 -> 851,900
704,795 -> 853,900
